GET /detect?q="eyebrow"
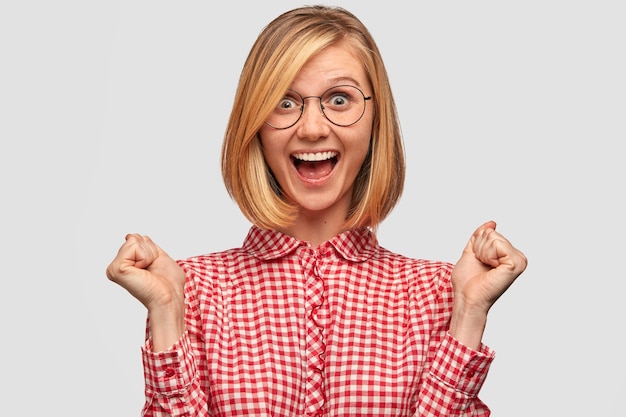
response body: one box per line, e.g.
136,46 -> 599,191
326,76 -> 363,87
289,76 -> 366,94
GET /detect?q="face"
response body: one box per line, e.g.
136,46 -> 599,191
258,42 -> 374,227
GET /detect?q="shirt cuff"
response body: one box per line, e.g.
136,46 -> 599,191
430,333 -> 496,396
141,331 -> 197,396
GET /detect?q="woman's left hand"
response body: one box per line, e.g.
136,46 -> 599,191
451,220 -> 528,314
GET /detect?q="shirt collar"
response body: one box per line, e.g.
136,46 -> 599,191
242,226 -> 378,262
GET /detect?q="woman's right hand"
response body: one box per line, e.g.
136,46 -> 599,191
106,234 -> 186,351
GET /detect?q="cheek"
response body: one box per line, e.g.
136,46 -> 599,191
258,132 -> 287,177
258,130 -> 276,156
258,126 -> 290,151
353,126 -> 373,161
257,128 -> 271,152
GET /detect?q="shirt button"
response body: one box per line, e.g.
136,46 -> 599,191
164,368 -> 176,378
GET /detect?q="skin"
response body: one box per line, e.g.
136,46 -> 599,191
106,42 -> 527,353
258,42 -> 374,247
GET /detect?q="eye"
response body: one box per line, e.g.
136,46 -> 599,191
275,90 -> 302,112
277,98 -> 298,110
329,94 -> 348,107
323,86 -> 357,111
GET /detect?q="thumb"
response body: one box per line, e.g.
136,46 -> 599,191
456,220 -> 505,271
461,220 -> 497,253
107,234 -> 159,280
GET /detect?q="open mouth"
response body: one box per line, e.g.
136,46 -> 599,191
291,151 -> 338,180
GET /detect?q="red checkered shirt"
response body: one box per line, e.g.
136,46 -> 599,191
140,226 -> 495,416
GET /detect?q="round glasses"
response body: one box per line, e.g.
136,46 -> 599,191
265,85 -> 372,129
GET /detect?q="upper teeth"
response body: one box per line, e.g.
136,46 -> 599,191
293,151 -> 337,162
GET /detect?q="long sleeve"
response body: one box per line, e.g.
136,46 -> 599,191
141,333 -> 209,416
416,334 -> 494,416
412,262 -> 495,417
131,226 -> 502,416
138,259 -> 213,416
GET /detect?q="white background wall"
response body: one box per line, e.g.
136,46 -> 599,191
1,1 -> 624,415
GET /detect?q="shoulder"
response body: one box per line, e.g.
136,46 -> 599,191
176,246 -> 251,271
373,245 -> 454,288
175,246 -> 252,282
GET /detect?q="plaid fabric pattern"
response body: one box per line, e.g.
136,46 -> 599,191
140,226 -> 495,416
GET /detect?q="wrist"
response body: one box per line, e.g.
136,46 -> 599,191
148,303 -> 185,352
448,298 -> 488,350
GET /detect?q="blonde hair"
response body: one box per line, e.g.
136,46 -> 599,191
221,5 -> 405,231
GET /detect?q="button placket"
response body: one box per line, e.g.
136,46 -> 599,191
300,247 -> 328,416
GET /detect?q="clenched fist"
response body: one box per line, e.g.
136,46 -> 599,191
449,221 -> 528,349
106,234 -> 186,351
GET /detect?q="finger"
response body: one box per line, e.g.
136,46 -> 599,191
106,234 -> 157,280
461,220 -> 497,255
475,232 -> 526,273
125,234 -> 160,270
475,236 -> 508,268
467,222 -> 510,265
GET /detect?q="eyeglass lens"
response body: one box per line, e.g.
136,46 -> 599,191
265,85 -> 370,129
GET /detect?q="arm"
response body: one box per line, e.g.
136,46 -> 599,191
449,221 -> 528,350
106,234 -> 186,350
106,235 -> 209,416
414,264 -> 495,417
415,221 -> 527,416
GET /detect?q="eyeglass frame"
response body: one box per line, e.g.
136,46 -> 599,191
264,84 -> 372,130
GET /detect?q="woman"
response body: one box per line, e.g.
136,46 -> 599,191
107,5 -> 527,416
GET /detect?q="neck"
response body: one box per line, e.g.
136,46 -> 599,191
280,210 -> 348,248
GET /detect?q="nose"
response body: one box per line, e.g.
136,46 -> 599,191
296,96 -> 330,140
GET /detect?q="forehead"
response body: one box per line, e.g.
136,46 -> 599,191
290,41 -> 369,92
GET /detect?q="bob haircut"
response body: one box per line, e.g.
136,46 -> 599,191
221,5 -> 405,231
